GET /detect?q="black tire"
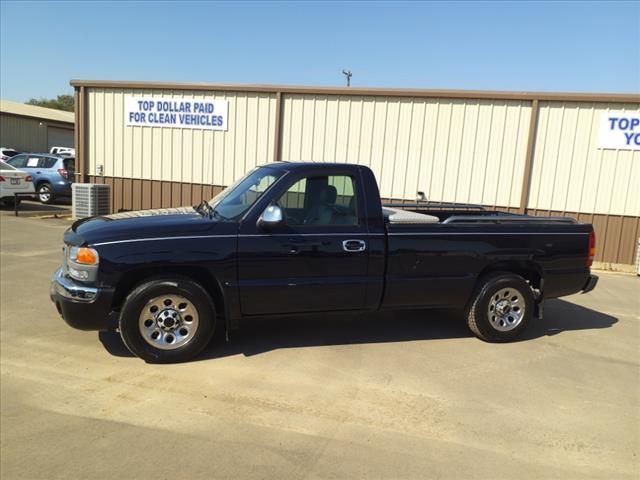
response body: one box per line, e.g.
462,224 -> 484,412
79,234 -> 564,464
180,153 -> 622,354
37,182 -> 54,204
119,277 -> 216,363
466,272 -> 534,342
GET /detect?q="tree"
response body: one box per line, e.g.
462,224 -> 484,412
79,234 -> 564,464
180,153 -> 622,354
26,94 -> 74,112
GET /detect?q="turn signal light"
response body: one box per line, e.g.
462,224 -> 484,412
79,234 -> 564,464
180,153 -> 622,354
586,230 -> 596,267
76,247 -> 98,265
25,175 -> 33,182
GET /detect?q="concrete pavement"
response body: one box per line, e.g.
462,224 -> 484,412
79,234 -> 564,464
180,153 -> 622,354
1,213 -> 638,479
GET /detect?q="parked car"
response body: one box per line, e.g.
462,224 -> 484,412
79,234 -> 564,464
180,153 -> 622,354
0,147 -> 20,161
51,162 -> 598,363
50,146 -> 75,156
5,153 -> 75,204
0,160 -> 35,206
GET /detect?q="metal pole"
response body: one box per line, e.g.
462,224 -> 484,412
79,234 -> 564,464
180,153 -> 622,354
342,70 -> 352,87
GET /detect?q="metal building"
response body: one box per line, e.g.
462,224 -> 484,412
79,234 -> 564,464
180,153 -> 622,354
70,80 -> 640,270
0,100 -> 75,152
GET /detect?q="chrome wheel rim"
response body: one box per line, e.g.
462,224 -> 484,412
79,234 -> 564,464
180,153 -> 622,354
39,186 -> 51,202
487,287 -> 525,332
139,294 -> 199,350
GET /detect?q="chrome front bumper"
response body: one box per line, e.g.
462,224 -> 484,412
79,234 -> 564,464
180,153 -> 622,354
50,267 -> 117,331
50,267 -> 98,302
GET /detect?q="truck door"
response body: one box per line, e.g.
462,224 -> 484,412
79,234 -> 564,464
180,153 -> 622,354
237,171 -> 370,315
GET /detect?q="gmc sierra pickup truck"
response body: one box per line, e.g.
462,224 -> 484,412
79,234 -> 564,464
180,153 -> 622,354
51,162 -> 598,363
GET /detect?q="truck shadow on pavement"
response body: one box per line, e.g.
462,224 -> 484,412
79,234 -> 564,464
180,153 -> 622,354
98,298 -> 617,362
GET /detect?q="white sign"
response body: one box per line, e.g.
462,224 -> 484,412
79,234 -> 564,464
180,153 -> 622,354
125,96 -> 228,131
598,111 -> 640,150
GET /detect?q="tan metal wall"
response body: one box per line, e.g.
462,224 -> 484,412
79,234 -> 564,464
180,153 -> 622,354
281,95 -> 532,207
76,82 -> 640,267
528,101 -> 640,217
0,114 -> 72,152
86,88 -> 278,187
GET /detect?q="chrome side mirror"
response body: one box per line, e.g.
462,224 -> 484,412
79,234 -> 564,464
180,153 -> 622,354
258,205 -> 284,230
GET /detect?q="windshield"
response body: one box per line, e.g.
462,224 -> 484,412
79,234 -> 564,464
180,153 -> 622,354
208,166 -> 284,220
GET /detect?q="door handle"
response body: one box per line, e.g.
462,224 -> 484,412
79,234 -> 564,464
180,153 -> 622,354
342,239 -> 366,252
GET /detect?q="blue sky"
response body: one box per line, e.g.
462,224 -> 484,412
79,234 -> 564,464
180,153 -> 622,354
1,1 -> 638,102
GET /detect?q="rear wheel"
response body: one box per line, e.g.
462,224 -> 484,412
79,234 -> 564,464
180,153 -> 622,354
119,278 -> 216,363
466,273 -> 534,342
37,183 -> 53,204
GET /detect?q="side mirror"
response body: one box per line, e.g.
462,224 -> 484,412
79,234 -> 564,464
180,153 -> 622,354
258,205 -> 284,230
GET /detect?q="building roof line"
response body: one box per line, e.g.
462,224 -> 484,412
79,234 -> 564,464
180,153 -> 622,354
0,99 -> 75,124
69,80 -> 640,103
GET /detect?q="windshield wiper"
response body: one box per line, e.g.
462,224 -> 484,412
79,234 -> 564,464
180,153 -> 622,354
195,200 -> 229,221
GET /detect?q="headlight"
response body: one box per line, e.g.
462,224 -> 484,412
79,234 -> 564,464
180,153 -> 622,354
69,247 -> 99,265
67,246 -> 99,282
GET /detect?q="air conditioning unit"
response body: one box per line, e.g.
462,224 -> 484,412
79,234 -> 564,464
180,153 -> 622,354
72,183 -> 111,219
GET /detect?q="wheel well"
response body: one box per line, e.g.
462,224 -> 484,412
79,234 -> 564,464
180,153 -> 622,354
35,180 -> 51,189
111,266 -> 225,318
476,261 -> 543,291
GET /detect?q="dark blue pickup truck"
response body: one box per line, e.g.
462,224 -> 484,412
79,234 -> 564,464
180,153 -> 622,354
51,162 -> 598,363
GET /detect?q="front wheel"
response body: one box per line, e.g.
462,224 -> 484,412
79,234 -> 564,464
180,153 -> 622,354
466,273 -> 534,342
119,277 -> 216,363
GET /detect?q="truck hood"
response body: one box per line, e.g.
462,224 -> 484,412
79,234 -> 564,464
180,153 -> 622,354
66,207 -> 232,246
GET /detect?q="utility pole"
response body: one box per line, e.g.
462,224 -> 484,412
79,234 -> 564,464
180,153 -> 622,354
342,70 -> 352,87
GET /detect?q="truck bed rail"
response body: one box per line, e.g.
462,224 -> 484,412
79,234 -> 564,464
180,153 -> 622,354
442,215 -> 578,224
382,202 -> 486,211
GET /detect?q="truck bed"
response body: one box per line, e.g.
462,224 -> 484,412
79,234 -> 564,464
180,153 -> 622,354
383,202 -> 577,225
381,201 -> 591,308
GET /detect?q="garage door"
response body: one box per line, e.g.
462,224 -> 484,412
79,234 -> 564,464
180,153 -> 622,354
47,126 -> 74,150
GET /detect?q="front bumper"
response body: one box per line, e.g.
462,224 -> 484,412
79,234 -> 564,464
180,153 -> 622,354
581,274 -> 599,294
50,267 -> 116,331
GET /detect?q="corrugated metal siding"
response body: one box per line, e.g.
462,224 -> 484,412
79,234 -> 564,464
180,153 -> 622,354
527,101 -> 640,217
86,88 -> 278,186
280,95 -> 532,207
0,114 -> 69,152
81,87 -> 640,267
526,209 -> 639,266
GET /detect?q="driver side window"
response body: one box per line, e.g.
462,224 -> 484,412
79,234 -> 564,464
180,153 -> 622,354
277,175 -> 359,226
